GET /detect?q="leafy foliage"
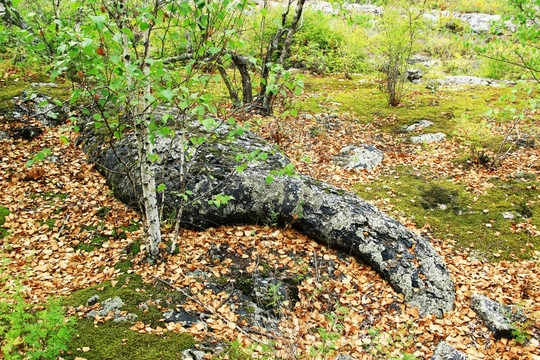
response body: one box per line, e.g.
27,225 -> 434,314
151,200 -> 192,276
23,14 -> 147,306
0,270 -> 74,359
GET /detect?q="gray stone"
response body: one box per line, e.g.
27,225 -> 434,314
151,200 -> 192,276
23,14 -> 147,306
335,355 -> 358,360
80,110 -> 455,317
30,82 -> 59,88
410,132 -> 446,144
0,131 -> 9,140
182,349 -> 205,360
334,144 -> 384,170
470,294 -> 527,339
501,212 -> 515,220
436,76 -> 501,87
86,296 -> 138,323
404,120 -> 434,133
86,295 -> 100,306
163,308 -> 201,327
431,341 -> 469,360
407,68 -> 425,82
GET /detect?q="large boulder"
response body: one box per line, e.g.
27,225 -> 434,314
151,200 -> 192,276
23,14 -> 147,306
80,113 -> 455,317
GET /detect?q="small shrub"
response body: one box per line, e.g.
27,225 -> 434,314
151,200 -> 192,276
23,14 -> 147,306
0,274 -> 74,359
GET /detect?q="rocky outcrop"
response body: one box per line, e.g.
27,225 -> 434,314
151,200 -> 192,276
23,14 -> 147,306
80,114 -> 455,317
470,294 -> 527,339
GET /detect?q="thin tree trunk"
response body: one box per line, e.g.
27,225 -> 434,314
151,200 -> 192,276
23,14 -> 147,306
121,0 -> 162,258
262,0 -> 306,112
230,53 -> 253,104
217,59 -> 240,107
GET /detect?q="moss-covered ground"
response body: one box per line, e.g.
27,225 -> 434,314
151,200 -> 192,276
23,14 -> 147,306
62,273 -> 194,360
353,166 -> 539,261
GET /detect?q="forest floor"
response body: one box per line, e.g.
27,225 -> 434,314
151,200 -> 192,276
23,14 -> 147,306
0,75 -> 539,360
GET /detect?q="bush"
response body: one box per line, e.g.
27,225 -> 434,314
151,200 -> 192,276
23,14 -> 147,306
375,0 -> 427,106
0,269 -> 74,359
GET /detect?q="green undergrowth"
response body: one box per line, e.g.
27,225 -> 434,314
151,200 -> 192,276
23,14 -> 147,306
63,273 -> 193,360
353,166 -> 539,261
0,207 -> 9,240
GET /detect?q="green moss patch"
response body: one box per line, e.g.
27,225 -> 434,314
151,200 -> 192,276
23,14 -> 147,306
0,80 -> 28,113
353,166 -> 539,260
63,273 -> 193,359
63,274 -> 184,326
0,206 -> 10,239
66,320 -> 194,360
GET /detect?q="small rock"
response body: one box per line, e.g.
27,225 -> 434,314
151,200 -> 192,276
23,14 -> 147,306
410,132 -> 446,144
31,82 -> 59,88
86,295 -> 100,306
182,349 -> 205,360
431,341 -> 469,360
407,68 -> 425,82
335,355 -> 358,360
334,144 -> 384,170
404,120 -> 434,133
501,212 -> 515,220
163,308 -> 201,327
0,131 -> 9,140
471,294 -> 527,339
86,296 -> 138,323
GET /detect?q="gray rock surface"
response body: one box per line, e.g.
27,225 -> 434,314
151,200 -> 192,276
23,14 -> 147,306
79,113 -> 455,317
334,144 -> 384,170
182,349 -> 206,360
163,309 -> 202,327
404,120 -> 434,133
436,76 -> 503,87
470,294 -> 527,339
86,295 -> 100,306
86,296 -> 138,323
431,341 -> 469,360
410,132 -> 446,144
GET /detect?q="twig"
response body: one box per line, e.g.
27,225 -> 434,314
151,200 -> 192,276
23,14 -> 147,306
312,251 -> 320,282
56,213 -> 70,237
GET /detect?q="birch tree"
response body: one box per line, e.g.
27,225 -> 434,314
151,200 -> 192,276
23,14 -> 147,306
48,0 -> 251,259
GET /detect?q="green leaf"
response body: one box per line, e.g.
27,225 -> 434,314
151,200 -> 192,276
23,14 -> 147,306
161,89 -> 175,102
147,153 -> 160,162
59,136 -> 69,145
89,15 -> 106,31
157,184 -> 166,192
265,176 -> 274,184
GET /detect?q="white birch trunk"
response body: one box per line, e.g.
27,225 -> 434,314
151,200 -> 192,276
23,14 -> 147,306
121,0 -> 162,258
